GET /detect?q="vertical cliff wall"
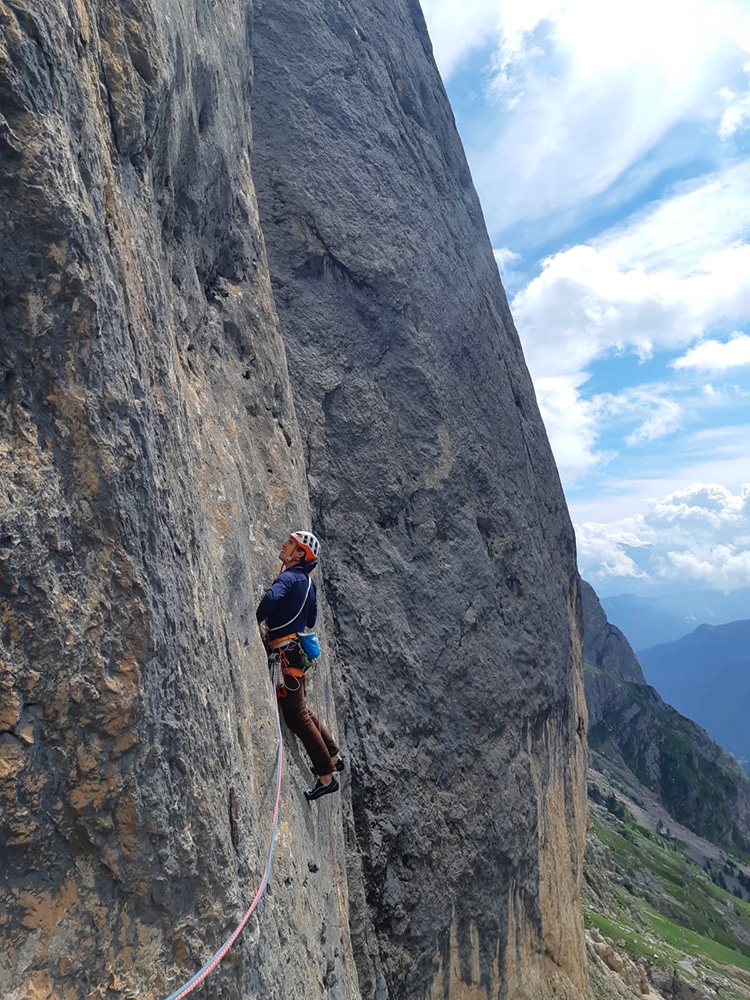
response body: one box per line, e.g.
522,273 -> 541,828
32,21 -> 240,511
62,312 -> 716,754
1,1 -> 588,998
250,1 -> 588,997
0,2 -> 358,998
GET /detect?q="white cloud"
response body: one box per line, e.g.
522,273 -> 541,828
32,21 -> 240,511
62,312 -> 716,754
513,245 -> 680,378
576,482 -> 750,591
575,522 -> 650,580
666,546 -> 750,589
514,163 -> 750,379
515,236 -> 750,380
674,332 -> 750,372
575,519 -> 649,581
506,165 -> 750,479
718,61 -> 750,137
419,0 -> 500,78
458,0 -> 750,232
655,481 -> 743,511
533,374 -> 604,481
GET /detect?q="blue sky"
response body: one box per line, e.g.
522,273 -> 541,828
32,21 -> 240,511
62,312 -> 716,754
421,0 -> 750,596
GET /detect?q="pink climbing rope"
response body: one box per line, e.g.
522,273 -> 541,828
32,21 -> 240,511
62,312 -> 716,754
163,688 -> 284,1000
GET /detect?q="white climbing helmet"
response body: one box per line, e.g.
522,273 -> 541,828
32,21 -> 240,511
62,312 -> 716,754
289,530 -> 320,562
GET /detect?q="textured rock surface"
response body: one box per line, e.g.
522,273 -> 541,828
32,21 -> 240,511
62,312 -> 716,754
251,1 -> 588,997
582,584 -> 750,853
0,2 -> 357,998
582,579 -> 645,727
585,929 -> 653,998
1,0 -> 589,998
582,583 -> 645,681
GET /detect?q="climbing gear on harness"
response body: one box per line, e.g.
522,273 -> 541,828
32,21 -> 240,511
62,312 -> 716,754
299,631 -> 321,659
290,529 -> 320,562
269,637 -> 310,700
304,775 -> 339,801
269,632 -> 302,649
270,632 -> 313,674
162,674 -> 284,1000
268,651 -> 285,691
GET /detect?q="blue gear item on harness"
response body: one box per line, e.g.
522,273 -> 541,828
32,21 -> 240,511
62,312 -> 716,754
299,631 -> 321,659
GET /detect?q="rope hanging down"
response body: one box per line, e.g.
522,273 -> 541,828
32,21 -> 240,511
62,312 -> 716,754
163,687 -> 284,1000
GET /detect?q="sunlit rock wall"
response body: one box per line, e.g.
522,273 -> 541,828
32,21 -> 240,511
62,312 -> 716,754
0,2 -> 357,997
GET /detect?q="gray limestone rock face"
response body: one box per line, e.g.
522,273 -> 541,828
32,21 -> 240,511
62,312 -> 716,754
250,1 -> 589,997
581,579 -> 646,726
0,2 -> 358,998
1,1 -> 590,998
581,581 -> 646,685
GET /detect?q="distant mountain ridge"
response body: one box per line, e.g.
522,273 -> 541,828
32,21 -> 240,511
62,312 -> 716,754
602,587 -> 750,651
639,620 -> 750,771
581,580 -> 750,852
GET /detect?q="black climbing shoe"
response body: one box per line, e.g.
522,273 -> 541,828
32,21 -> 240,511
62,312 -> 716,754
304,777 -> 339,801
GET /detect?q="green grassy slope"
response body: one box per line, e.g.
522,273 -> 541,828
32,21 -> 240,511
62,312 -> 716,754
585,793 -> 750,1000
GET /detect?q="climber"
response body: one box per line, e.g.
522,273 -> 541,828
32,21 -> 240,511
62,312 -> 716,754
256,530 -> 344,801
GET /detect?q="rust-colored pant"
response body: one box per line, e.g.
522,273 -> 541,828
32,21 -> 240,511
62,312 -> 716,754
278,673 -> 339,776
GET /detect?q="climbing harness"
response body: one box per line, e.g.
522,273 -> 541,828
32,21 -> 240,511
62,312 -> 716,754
268,632 -> 302,650
269,640 -> 308,698
162,681 -> 284,1000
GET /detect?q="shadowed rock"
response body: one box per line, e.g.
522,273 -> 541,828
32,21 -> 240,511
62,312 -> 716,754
251,1 -> 588,996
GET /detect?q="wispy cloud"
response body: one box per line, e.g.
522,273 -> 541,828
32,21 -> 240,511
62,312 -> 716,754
424,0 -> 750,233
492,245 -> 523,291
622,397 -> 683,447
493,246 -> 521,271
674,332 -> 750,371
419,0 -> 500,78
508,164 -> 750,482
718,61 -> 750,137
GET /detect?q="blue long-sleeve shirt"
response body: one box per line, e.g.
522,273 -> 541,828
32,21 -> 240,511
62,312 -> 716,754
256,560 -> 318,640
